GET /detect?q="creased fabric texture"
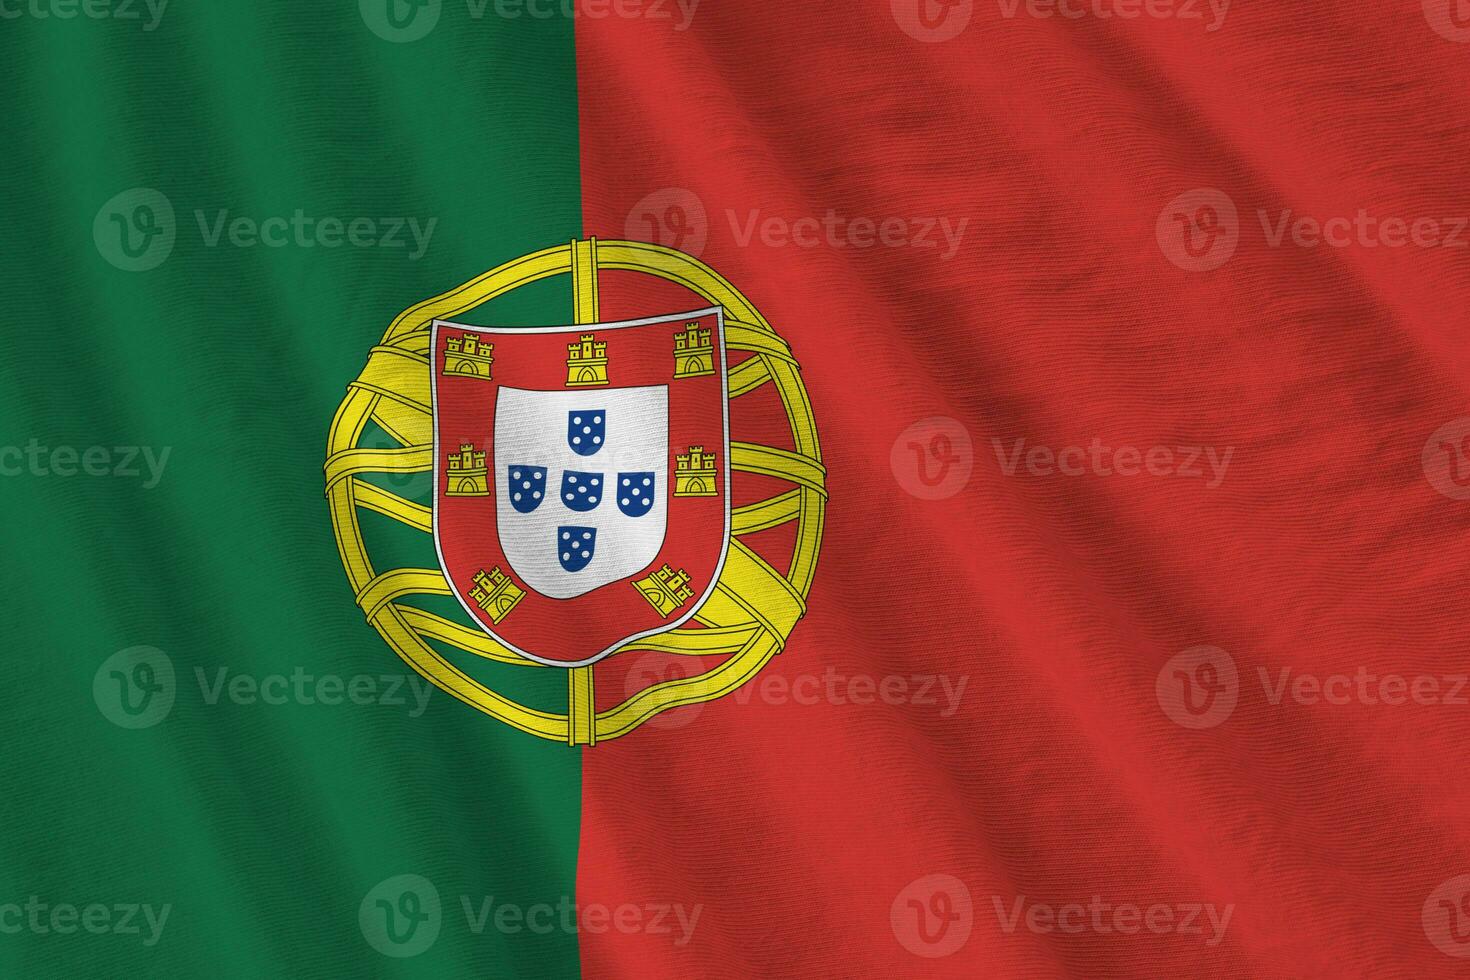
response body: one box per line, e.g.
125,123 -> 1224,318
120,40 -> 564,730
574,3 -> 1470,978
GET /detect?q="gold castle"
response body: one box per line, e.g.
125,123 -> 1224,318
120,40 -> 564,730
470,566 -> 525,623
674,445 -> 718,497
566,333 -> 608,387
445,443 -> 489,496
632,564 -> 694,618
673,322 -> 714,378
443,333 -> 494,380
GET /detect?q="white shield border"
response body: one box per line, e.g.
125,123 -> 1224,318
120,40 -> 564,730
430,306 -> 732,668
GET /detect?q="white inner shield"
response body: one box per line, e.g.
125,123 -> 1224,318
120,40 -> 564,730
494,385 -> 668,599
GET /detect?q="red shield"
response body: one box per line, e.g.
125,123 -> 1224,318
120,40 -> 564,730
431,308 -> 730,666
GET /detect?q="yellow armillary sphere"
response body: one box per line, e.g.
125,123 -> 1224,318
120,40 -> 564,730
325,239 -> 826,743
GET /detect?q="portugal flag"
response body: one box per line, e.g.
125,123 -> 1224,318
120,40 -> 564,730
7,2 -> 1470,977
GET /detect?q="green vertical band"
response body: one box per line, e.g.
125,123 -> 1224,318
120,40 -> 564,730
0,3 -> 584,976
